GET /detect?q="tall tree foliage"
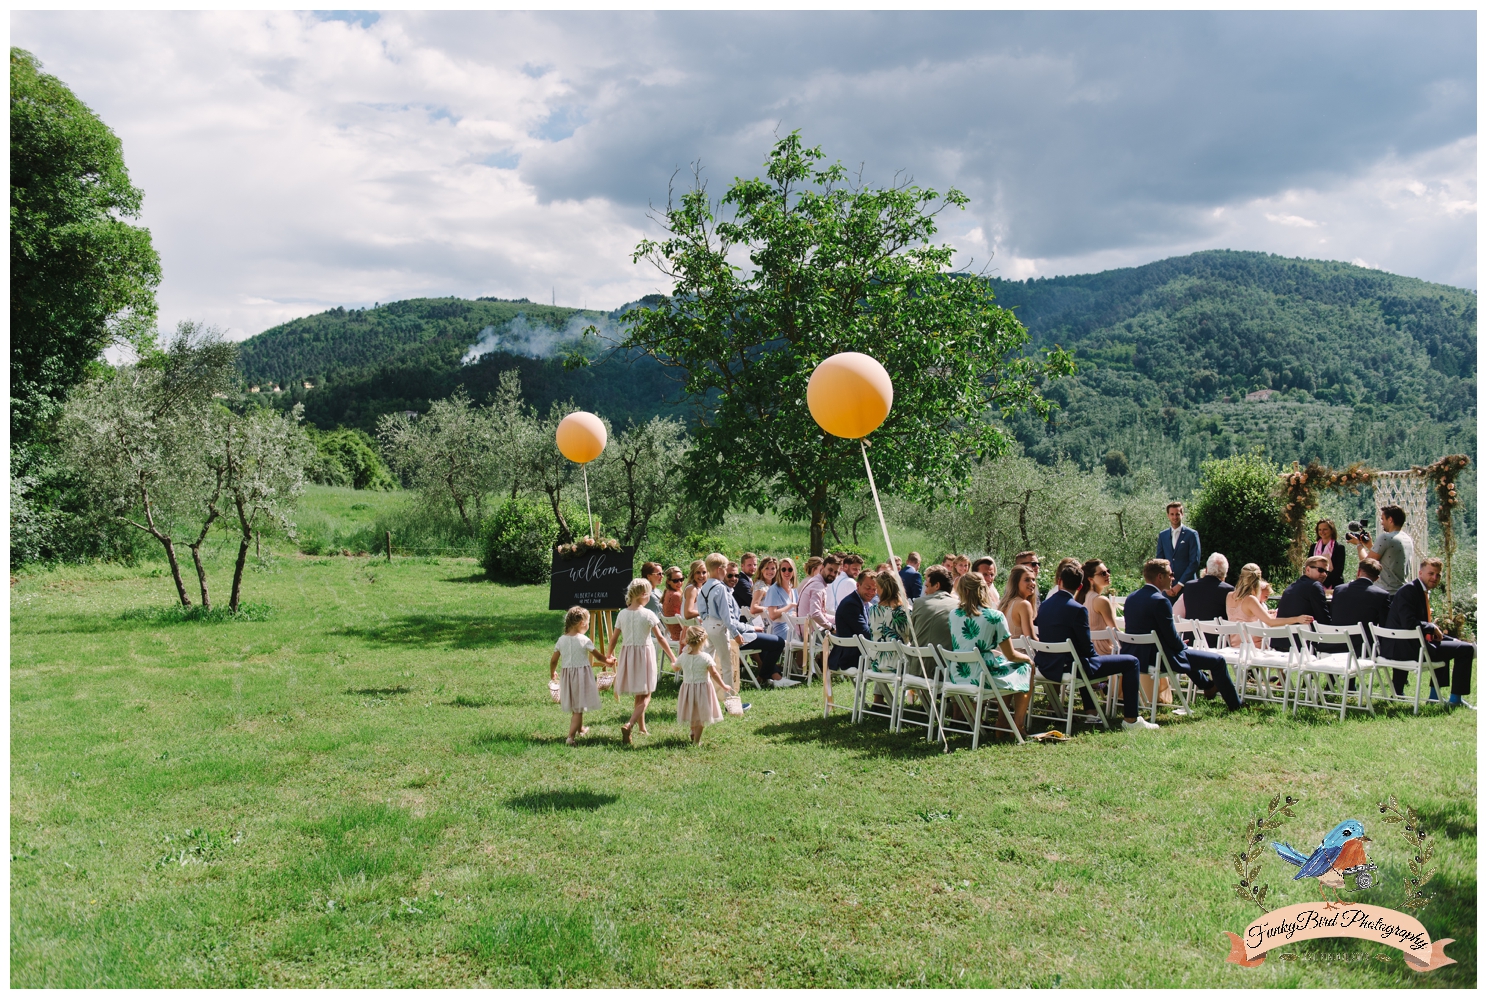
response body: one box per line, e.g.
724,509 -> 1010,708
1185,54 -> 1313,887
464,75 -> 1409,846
621,132 -> 1073,554
11,47 -> 161,451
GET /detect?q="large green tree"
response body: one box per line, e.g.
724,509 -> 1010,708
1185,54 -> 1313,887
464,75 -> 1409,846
621,132 -> 1073,553
11,47 -> 161,450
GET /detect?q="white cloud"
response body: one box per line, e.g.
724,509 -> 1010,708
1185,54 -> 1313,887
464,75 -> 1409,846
11,11 -> 1476,344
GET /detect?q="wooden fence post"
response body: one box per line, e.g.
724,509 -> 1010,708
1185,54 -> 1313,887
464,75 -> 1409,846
386,531 -> 392,562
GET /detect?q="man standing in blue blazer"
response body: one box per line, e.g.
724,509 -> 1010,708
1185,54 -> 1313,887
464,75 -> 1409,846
1034,561 -> 1158,731
1122,559 -> 1243,710
1156,502 -> 1202,598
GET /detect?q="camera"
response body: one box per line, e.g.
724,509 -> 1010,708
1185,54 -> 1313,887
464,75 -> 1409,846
1345,518 -> 1371,545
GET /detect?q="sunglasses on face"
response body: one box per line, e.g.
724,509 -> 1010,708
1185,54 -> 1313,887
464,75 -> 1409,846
781,567 -> 794,573
726,574 -> 739,580
1096,568 -> 1110,577
668,576 -> 683,583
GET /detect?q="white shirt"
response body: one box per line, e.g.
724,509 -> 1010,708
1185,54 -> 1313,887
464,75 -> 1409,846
677,650 -> 716,685
615,607 -> 660,646
555,633 -> 595,670
825,572 -> 858,615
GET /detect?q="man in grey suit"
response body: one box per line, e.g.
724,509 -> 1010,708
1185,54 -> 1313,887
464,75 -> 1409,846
907,565 -> 956,675
1155,501 -> 1202,599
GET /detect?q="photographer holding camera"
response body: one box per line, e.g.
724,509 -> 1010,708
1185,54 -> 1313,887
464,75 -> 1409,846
1350,505 -> 1415,595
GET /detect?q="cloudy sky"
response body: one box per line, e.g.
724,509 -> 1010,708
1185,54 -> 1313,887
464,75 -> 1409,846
12,10 -> 1478,340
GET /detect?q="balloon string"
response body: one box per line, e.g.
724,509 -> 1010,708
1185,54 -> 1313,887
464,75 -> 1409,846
860,438 -> 947,752
583,465 -> 595,539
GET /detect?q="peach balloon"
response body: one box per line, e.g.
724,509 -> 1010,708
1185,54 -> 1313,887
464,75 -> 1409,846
555,411 -> 607,464
807,352 -> 894,439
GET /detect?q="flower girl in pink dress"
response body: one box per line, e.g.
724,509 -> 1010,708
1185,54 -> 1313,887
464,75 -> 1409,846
550,606 -> 615,745
676,626 -> 731,745
606,578 -> 677,745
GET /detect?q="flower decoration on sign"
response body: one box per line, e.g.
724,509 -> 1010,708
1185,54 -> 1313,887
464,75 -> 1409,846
1279,460 -> 1376,567
1413,454 -> 1470,610
556,536 -> 622,558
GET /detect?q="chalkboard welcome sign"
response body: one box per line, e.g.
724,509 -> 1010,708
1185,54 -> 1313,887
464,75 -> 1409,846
548,546 -> 636,611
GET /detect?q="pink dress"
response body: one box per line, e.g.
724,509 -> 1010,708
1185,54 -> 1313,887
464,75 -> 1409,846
676,651 -> 724,726
555,634 -> 601,713
613,607 -> 660,695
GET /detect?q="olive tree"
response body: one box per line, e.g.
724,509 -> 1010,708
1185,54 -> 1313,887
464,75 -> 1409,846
620,131 -> 1073,554
57,323 -> 236,606
377,387 -> 500,536
590,416 -> 688,546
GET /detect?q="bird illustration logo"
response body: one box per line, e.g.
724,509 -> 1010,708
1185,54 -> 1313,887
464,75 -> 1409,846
1273,819 -> 1372,909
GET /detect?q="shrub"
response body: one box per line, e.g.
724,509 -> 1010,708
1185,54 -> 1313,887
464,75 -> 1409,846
307,427 -> 395,490
1189,450 -> 1291,584
482,499 -> 562,584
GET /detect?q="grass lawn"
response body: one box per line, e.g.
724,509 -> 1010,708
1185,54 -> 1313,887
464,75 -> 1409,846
10,552 -> 1476,986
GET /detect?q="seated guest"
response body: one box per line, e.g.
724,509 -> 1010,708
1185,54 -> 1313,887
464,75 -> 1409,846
827,569 -> 878,675
761,557 -> 798,641
1014,550 -> 1044,600
1310,519 -> 1347,591
799,555 -> 839,637
1035,561 -> 1157,731
948,572 -> 1034,735
972,556 -> 1000,607
1329,557 -> 1391,655
1076,558 -> 1120,655
1272,556 -> 1332,650
733,553 -> 757,609
1047,557 -> 1080,605
907,565 -> 956,671
1182,554 -> 1233,621
952,554 -> 972,584
1123,559 -> 1244,710
749,556 -> 779,620
899,551 -> 923,600
1226,563 -> 1313,646
826,554 -> 863,615
1381,558 -> 1473,707
661,565 -> 686,641
998,564 -> 1038,639
866,570 -> 910,708
682,560 -> 708,622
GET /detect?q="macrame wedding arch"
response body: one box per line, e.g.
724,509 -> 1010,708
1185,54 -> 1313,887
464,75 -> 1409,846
1372,470 -> 1430,560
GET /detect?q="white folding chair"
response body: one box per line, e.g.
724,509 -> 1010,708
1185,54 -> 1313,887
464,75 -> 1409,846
821,632 -> 864,719
1368,625 -> 1434,715
1090,627 -> 1122,716
1025,638 -> 1111,733
893,641 -> 942,740
1292,627 -> 1372,720
783,614 -> 819,686
857,637 -> 903,725
1239,623 -> 1301,705
1175,618 -> 1202,647
935,646 -> 1024,747
737,647 -> 763,690
659,615 -> 686,680
1115,630 -> 1194,723
1195,620 -> 1246,667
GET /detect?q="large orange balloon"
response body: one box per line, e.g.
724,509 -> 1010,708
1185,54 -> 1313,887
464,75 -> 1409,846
556,411 -> 607,463
807,352 -> 894,439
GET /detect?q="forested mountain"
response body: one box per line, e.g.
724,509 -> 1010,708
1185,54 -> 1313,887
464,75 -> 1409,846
236,295 -> 686,429
237,250 -> 1475,526
985,251 -> 1475,501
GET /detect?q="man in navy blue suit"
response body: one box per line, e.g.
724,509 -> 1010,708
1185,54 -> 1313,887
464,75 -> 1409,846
898,552 -> 923,601
1122,559 -> 1243,710
1155,502 -> 1202,598
827,571 -> 877,674
1034,562 -> 1158,731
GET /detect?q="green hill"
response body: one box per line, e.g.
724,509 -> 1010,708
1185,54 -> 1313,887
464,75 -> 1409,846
236,296 -> 686,429
237,251 -> 1475,528
984,251 -> 1475,499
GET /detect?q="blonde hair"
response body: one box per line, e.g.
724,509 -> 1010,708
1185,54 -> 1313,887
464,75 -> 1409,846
876,569 -> 904,605
687,559 -> 707,582
804,555 -> 824,575
626,578 -> 652,605
955,572 -> 990,615
683,625 -> 707,651
705,552 -> 728,572
777,556 -> 797,582
563,606 -> 589,632
1234,563 -> 1264,600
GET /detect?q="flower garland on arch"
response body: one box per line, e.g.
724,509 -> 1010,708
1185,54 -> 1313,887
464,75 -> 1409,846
1279,460 -> 1376,568
1413,454 -> 1470,609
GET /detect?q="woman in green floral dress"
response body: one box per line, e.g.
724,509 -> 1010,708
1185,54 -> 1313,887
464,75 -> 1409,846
948,573 -> 1034,733
866,569 -> 910,709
